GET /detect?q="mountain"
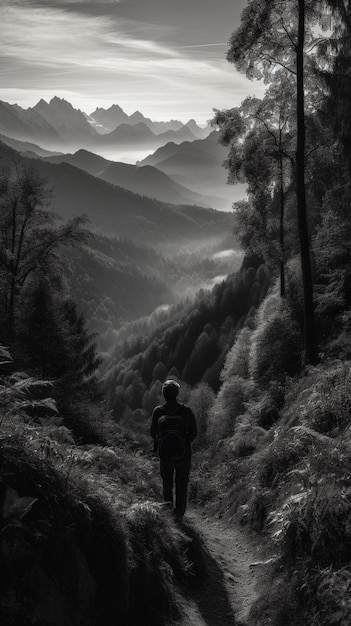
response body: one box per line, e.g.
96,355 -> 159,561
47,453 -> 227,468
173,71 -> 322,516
96,163 -> 210,206
42,149 -> 215,207
139,131 -> 247,210
89,105 -> 185,135
0,98 -> 206,158
89,104 -> 130,133
88,122 -> 156,148
0,141 -> 233,246
31,97 -> 97,142
156,126 -> 197,145
88,122 -> 197,153
134,114 -> 185,135
0,97 -> 97,150
35,160 -> 233,246
65,234 -> 176,341
0,100 -> 60,145
0,133 -> 62,157
185,119 -> 212,139
42,149 -> 111,175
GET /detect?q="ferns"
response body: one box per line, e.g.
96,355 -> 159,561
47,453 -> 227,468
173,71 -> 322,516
0,346 -> 58,421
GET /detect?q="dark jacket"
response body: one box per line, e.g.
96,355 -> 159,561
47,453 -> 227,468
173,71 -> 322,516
151,401 -> 197,460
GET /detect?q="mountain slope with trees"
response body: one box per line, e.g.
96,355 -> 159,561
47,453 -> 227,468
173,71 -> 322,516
42,149 -> 212,207
0,160 -> 208,626
0,141 -> 234,247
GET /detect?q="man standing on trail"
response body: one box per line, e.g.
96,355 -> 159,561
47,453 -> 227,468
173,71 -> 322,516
151,379 -> 197,522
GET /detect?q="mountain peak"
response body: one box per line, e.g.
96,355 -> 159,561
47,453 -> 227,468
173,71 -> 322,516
129,111 -> 145,123
49,96 -> 75,110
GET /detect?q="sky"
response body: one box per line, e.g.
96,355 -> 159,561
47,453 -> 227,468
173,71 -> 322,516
0,0 -> 266,123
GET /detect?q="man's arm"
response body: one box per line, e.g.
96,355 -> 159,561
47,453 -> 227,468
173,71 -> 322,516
150,407 -> 159,440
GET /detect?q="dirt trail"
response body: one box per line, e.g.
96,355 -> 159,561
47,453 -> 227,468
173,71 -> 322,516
176,508 -> 269,626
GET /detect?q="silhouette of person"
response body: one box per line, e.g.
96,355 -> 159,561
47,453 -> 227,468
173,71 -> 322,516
151,379 -> 197,522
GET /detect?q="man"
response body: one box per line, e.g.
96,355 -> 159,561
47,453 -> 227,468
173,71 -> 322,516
151,379 -> 197,522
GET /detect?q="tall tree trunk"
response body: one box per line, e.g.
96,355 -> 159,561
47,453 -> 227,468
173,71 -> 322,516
296,0 -> 316,364
279,144 -> 285,298
8,281 -> 16,343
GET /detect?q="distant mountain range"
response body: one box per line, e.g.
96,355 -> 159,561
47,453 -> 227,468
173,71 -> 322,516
0,96 -> 245,211
0,133 -> 62,158
0,97 -> 211,152
87,121 -> 198,153
88,104 -> 210,138
139,132 -> 247,209
41,149 -> 213,207
0,140 -> 233,247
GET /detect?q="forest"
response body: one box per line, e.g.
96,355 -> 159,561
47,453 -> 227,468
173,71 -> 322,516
1,0 -> 351,624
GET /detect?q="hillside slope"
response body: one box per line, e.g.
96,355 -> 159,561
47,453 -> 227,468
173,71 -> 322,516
0,140 -> 233,247
42,150 -> 211,207
140,132 -> 246,210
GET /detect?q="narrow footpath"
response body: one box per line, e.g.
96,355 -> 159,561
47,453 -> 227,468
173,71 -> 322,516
175,508 -> 270,626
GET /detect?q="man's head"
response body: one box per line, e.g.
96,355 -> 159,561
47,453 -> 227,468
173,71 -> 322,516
162,379 -> 180,402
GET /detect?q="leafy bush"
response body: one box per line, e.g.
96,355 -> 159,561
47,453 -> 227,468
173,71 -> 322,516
187,382 -> 215,439
298,361 -> 351,435
249,289 -> 302,384
220,326 -> 252,381
207,375 -> 255,441
244,382 -> 285,430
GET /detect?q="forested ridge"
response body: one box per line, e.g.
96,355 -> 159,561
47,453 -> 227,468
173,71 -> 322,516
1,0 -> 351,625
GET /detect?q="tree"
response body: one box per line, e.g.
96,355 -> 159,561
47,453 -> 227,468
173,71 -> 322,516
61,298 -> 102,398
214,77 -> 296,296
321,0 -> 351,175
224,0 -> 329,363
18,277 -> 102,404
0,164 -> 88,343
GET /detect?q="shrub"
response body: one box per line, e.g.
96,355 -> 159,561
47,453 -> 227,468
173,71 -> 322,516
207,375 -> 255,441
299,362 -> 351,435
271,439 -> 351,569
220,326 -> 252,382
187,382 -> 215,438
244,383 -> 285,430
249,290 -> 302,384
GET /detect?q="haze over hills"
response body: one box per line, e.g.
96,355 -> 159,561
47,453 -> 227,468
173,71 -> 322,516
0,140 -> 233,247
140,131 -> 247,209
0,137 -> 240,341
0,133 -> 62,158
87,121 -> 198,155
42,149 -> 213,207
0,97 -> 211,154
0,96 -> 239,209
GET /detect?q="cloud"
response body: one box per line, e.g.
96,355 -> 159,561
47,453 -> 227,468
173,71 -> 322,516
0,0 -> 265,121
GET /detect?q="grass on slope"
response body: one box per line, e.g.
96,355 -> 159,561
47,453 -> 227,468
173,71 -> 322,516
0,353 -> 204,626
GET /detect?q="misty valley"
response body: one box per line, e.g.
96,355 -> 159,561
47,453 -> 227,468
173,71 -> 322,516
0,96 -> 246,354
